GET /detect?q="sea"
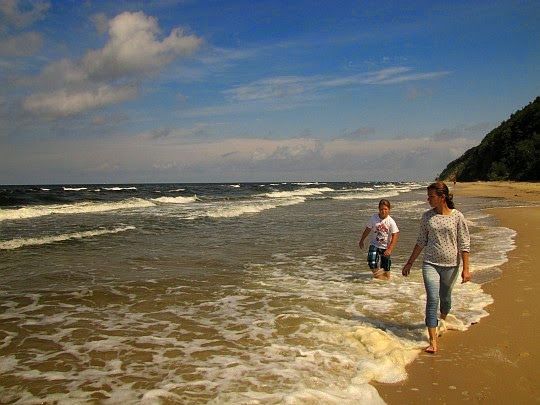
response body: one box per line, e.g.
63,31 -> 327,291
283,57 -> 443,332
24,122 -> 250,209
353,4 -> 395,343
0,181 -> 525,404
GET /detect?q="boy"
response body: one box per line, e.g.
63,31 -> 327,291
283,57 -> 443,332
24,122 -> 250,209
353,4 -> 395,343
359,199 -> 399,279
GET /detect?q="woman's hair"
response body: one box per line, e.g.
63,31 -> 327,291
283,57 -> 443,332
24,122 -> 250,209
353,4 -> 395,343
379,199 -> 391,209
427,181 -> 455,209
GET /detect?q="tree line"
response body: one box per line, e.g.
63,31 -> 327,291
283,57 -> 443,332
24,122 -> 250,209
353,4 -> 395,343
438,96 -> 540,182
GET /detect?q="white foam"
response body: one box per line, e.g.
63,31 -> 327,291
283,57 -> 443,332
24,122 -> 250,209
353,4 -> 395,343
470,226 -> 516,271
0,331 -> 16,350
0,226 -> 135,250
332,190 -> 400,200
0,356 -> 17,373
0,252 -> 497,405
189,197 -> 305,219
151,196 -> 198,204
293,182 -> 327,186
264,187 -> 334,198
331,182 -> 421,201
0,198 -> 155,221
346,187 -> 375,192
101,187 -> 138,191
141,389 -> 184,403
450,283 -> 494,326
283,384 -> 386,405
352,327 -> 419,384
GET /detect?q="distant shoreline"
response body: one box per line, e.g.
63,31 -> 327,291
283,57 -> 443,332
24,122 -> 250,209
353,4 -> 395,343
377,181 -> 540,403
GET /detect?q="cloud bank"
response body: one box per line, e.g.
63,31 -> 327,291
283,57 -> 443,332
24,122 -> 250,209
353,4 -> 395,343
2,132 -> 477,183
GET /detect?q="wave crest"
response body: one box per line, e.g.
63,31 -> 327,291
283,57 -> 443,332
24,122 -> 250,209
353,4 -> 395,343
0,226 -> 136,250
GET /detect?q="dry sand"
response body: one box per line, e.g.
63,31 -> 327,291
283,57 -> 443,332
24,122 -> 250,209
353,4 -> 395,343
377,181 -> 540,404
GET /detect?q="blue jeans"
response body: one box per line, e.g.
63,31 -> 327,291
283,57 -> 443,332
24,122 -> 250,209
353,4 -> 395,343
422,262 -> 460,328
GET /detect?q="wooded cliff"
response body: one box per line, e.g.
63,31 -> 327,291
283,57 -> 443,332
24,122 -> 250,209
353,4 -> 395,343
438,97 -> 540,182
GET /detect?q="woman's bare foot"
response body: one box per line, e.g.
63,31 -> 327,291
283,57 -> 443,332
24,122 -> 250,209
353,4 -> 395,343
425,340 -> 437,353
425,327 -> 437,353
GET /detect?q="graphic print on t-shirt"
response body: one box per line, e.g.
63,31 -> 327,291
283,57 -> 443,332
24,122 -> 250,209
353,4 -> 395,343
375,223 -> 389,245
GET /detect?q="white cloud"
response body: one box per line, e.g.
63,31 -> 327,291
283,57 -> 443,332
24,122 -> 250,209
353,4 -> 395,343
90,13 -> 109,35
221,67 -> 451,106
321,67 -> 451,86
0,31 -> 42,56
0,132 -> 478,183
372,70 -> 451,84
19,11 -> 203,119
177,66 -> 452,120
23,84 -> 138,117
321,67 -> 410,86
224,76 -> 311,102
252,140 -> 324,162
0,0 -> 50,28
81,11 -> 202,81
337,127 -> 376,140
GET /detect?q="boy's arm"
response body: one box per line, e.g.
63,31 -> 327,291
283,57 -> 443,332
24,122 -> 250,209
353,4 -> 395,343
359,227 -> 371,249
383,232 -> 398,256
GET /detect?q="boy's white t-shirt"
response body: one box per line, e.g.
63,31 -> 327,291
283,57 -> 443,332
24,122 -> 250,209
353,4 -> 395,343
366,213 -> 399,249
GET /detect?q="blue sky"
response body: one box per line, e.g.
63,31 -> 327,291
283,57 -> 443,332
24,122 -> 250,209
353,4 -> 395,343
0,0 -> 538,184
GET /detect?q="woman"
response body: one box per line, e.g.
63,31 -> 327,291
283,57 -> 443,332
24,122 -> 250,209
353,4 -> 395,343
402,181 -> 470,353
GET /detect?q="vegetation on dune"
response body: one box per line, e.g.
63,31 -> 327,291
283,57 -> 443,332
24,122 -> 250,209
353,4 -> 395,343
438,96 -> 540,182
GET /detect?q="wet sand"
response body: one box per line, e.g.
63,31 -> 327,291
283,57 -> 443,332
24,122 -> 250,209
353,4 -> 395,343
377,181 -> 540,404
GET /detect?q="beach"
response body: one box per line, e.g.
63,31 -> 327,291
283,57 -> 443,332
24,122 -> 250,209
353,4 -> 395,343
377,182 -> 540,404
0,181 -> 535,403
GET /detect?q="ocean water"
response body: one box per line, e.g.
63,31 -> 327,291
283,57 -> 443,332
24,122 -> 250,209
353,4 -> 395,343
0,182 -> 521,404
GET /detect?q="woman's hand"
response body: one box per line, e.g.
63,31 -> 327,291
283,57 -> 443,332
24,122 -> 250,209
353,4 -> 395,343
402,245 -> 422,277
461,268 -> 471,283
461,252 -> 470,283
402,262 -> 412,276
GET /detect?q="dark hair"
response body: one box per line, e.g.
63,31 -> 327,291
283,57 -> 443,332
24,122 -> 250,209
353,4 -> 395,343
379,199 -> 391,209
427,181 -> 455,209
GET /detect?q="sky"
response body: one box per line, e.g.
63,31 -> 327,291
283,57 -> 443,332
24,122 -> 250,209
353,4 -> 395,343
0,0 -> 538,184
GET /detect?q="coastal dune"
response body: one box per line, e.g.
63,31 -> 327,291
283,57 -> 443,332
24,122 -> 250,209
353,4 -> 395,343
377,181 -> 540,403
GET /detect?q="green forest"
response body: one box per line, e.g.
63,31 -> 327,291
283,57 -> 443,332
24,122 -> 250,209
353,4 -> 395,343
438,96 -> 540,182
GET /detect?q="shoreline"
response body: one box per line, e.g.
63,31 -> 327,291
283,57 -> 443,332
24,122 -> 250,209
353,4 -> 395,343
377,181 -> 540,404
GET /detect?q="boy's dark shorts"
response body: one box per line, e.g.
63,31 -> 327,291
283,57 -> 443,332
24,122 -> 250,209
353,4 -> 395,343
367,245 -> 391,271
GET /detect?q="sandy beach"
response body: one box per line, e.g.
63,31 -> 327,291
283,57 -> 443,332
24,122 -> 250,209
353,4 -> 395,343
377,181 -> 540,404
